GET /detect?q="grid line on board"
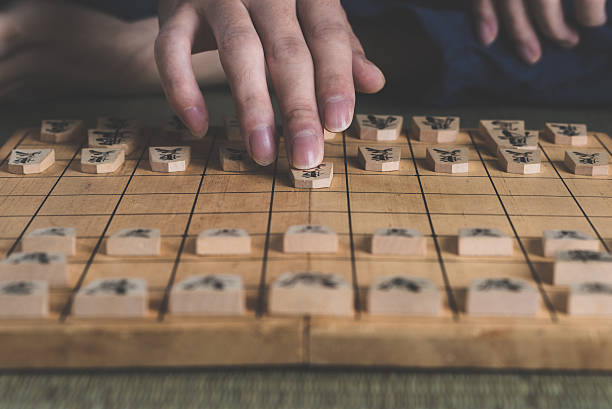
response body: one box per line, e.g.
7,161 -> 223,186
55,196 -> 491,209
405,134 -> 459,319
6,144 -> 82,255
468,131 -> 557,321
157,134 -> 218,321
59,142 -> 149,321
0,129 -> 31,167
342,132 -> 361,316
593,133 -> 612,157
255,153 -> 279,317
538,143 -> 610,253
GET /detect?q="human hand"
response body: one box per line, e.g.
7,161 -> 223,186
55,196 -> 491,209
155,0 -> 385,169
473,0 -> 607,64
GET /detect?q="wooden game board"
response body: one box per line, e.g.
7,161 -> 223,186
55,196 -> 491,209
0,122 -> 611,370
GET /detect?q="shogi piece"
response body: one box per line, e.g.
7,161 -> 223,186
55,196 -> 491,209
169,274 -> 245,316
164,116 -> 202,141
553,250 -> 612,286
368,276 -> 441,316
466,277 -> 540,316
106,228 -> 161,256
458,227 -> 513,256
358,146 -> 401,172
40,119 -> 84,143
425,146 -> 468,173
283,225 -> 338,253
88,128 -> 138,155
7,149 -> 55,175
479,120 -> 524,141
544,123 -> 587,146
568,281 -> 612,316
149,146 -> 190,172
0,280 -> 48,318
370,228 -> 426,256
564,150 -> 609,176
96,117 -> 140,131
196,228 -> 251,255
487,129 -> 538,155
355,114 -> 403,141
22,227 -> 76,256
542,229 -> 599,258
290,162 -> 333,189
73,278 -> 147,318
268,272 -> 353,316
324,129 -> 340,140
219,145 -> 256,172
498,148 -> 541,174
0,251 -> 68,288
411,116 -> 460,143
225,115 -> 242,142
80,148 -> 124,174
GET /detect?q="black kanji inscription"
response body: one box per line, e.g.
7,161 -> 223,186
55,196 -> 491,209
363,115 -> 398,129
506,150 -> 534,163
423,116 -> 454,130
378,277 -> 421,292
278,273 -> 339,289
433,148 -> 462,163
86,279 -> 135,295
13,151 -> 41,164
155,148 -> 182,161
477,278 -> 522,292
1,281 -> 34,295
573,152 -> 600,165
365,147 -> 392,161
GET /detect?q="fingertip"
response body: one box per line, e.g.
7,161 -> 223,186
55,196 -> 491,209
354,55 -> 386,94
478,20 -> 498,46
182,106 -> 208,137
324,96 -> 353,132
248,125 -> 277,166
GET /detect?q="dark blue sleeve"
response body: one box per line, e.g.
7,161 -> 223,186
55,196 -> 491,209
343,0 -> 612,106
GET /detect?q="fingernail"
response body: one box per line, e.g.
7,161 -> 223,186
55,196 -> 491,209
325,96 -> 353,132
519,44 -> 540,64
249,125 -> 276,166
479,21 -> 495,45
289,129 -> 322,169
182,106 -> 207,137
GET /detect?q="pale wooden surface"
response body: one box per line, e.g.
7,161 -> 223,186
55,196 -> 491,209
0,105 -> 610,369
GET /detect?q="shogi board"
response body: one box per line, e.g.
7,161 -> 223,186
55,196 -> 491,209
0,122 -> 611,370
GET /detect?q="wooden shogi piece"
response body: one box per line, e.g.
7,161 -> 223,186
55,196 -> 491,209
479,120 -> 525,141
290,162 -> 333,189
355,114 -> 403,141
466,277 -> 540,316
564,150 -> 609,176
96,117 -> 140,131
106,228 -> 161,256
80,148 -> 125,174
410,116 -> 460,143
497,148 -> 541,174
553,250 -> 612,286
358,146 -> 401,172
7,149 -> 55,175
368,276 -> 441,316
543,123 -> 587,146
164,116 -> 202,141
225,115 -> 242,142
542,229 -> 599,258
370,228 -> 426,256
458,227 -> 513,256
568,281 -> 612,316
21,227 -> 76,256
283,225 -> 338,253
196,228 -> 251,255
268,272 -> 353,316
487,129 -> 538,155
425,146 -> 468,174
169,274 -> 245,316
218,145 -> 256,172
0,251 -> 68,288
40,119 -> 84,143
324,129 -> 340,140
88,128 -> 138,155
149,146 -> 190,173
73,278 -> 147,318
0,280 -> 48,318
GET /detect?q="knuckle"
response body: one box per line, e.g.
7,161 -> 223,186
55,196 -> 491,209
284,105 -> 319,123
305,21 -> 348,42
269,36 -> 310,63
217,26 -> 260,56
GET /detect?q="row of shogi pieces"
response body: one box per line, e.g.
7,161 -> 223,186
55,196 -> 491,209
6,117 -> 609,185
291,117 -> 609,189
0,225 -> 610,318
